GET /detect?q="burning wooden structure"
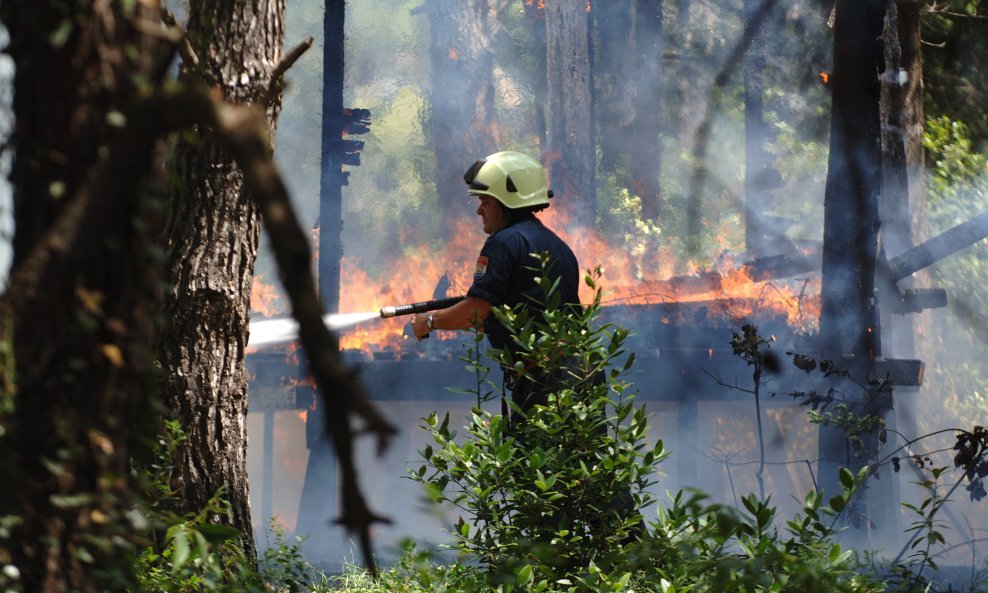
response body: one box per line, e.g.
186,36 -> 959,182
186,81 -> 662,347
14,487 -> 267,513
242,0 -> 988,568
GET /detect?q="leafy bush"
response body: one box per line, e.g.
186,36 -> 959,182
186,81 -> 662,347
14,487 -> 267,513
131,422 -> 319,593
640,468 -> 884,593
396,259 -> 884,592
411,261 -> 665,585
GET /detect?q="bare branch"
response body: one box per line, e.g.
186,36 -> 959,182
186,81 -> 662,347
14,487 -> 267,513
263,36 -> 314,107
161,9 -> 198,68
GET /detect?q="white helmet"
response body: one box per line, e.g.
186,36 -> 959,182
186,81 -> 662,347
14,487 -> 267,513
463,151 -> 552,210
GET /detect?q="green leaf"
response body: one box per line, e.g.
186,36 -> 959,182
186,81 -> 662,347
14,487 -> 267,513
516,564 -> 533,585
49,19 -> 73,49
838,467 -> 854,489
197,523 -> 241,543
171,529 -> 190,571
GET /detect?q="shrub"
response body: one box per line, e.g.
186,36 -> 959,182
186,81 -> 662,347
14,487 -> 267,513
411,259 -> 665,586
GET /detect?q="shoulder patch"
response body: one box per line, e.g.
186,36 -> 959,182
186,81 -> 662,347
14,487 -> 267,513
474,256 -> 488,278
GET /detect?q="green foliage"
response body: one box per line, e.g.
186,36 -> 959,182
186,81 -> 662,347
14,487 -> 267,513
387,260 -> 884,593
130,421 -> 258,592
412,259 -> 665,584
258,521 -> 319,593
922,1 -> 988,151
922,115 -> 988,431
133,494 -> 259,593
644,468 -> 882,593
783,350 -> 892,461
900,466 -> 952,579
131,422 -> 318,593
328,471 -> 883,593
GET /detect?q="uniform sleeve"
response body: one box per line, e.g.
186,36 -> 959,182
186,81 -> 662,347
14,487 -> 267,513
466,233 -> 523,306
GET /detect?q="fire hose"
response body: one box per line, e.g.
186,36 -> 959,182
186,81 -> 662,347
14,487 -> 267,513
378,295 -> 466,318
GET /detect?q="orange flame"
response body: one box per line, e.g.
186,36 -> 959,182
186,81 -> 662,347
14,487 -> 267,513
250,202 -> 821,355
251,274 -> 285,318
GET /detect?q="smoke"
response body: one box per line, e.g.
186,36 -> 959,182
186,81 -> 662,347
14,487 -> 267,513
245,0 -> 988,578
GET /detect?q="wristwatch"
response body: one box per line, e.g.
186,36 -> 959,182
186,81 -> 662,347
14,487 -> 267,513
425,314 -> 435,330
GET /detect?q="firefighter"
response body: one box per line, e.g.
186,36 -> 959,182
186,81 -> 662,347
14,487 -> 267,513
410,150 -> 580,411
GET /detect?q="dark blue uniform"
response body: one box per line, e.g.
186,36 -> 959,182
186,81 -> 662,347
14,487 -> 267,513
466,216 -> 580,352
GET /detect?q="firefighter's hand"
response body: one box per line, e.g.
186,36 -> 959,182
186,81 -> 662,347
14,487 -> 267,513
410,314 -> 431,341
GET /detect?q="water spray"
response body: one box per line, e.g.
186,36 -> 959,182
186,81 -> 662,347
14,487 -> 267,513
248,311 -> 381,347
248,296 -> 467,347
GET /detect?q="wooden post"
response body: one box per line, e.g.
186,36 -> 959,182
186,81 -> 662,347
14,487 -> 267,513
295,0 -> 346,566
817,0 -> 885,533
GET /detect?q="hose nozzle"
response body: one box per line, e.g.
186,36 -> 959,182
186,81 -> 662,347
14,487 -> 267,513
377,295 -> 466,318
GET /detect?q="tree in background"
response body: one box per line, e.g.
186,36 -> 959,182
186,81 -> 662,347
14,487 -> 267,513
594,0 -> 666,222
544,0 -> 596,225
921,0 -> 988,151
816,0 -> 885,525
422,0 -> 507,228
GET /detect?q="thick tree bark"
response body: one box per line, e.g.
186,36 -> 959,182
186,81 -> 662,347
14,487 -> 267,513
156,0 -> 286,564
0,2 -> 174,590
545,0 -> 596,225
0,1 -> 388,586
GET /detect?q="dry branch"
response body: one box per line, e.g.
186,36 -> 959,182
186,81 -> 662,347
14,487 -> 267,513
263,36 -> 314,106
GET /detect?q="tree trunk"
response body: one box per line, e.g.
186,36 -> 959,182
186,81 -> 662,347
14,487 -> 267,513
424,0 -> 501,228
593,0 -> 636,174
743,0 -> 773,255
545,0 -> 596,225
0,1 -> 174,590
630,0 -> 665,221
523,0 -> 549,151
879,0 -> 926,348
157,0 -> 287,564
594,0 -> 665,222
878,0 -> 926,537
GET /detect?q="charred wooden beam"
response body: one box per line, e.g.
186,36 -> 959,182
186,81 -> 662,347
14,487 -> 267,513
889,209 -> 988,281
872,357 -> 924,387
884,288 -> 948,314
744,246 -> 821,281
632,246 -> 820,299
